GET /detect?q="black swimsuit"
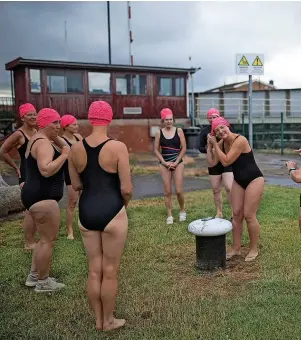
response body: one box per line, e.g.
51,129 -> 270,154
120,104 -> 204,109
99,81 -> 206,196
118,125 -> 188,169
223,135 -> 263,189
21,138 -> 65,210
198,125 -> 232,175
62,135 -> 80,186
16,130 -> 28,185
159,128 -> 183,168
78,139 -> 124,231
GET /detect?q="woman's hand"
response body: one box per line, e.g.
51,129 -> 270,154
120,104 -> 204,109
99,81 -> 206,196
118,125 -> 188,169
61,146 -> 70,158
207,134 -> 217,145
286,160 -> 297,170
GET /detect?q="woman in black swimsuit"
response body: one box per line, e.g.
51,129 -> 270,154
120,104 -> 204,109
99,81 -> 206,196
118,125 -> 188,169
0,103 -> 37,250
22,108 -> 69,292
199,108 -> 233,218
207,117 -> 264,262
154,108 -> 187,225
68,100 -> 132,331
60,115 -> 82,240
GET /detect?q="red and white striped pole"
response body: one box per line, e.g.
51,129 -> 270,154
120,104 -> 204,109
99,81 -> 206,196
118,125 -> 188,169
127,1 -> 133,65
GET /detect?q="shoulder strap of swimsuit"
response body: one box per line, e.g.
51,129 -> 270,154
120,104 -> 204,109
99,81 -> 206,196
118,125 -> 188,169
230,134 -> 240,147
75,135 -> 80,142
17,129 -> 27,139
29,138 -> 45,153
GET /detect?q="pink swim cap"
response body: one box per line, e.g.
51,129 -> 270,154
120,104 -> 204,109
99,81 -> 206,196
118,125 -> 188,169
88,101 -> 113,126
60,114 -> 77,128
37,108 -> 61,129
160,108 -> 173,120
206,107 -> 220,119
19,103 -> 36,118
211,117 -> 230,135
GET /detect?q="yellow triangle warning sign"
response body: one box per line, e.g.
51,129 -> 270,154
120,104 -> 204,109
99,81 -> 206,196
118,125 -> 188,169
252,56 -> 263,66
238,55 -> 249,66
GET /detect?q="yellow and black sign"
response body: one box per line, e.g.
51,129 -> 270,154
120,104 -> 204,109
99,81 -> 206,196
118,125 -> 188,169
252,56 -> 263,66
238,55 -> 249,66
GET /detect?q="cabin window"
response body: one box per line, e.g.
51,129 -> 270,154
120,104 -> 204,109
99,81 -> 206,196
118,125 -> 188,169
88,72 -> 111,94
29,69 -> 41,93
116,74 -> 147,95
157,76 -> 185,96
175,77 -> 185,96
46,70 -> 84,94
158,77 -> 172,96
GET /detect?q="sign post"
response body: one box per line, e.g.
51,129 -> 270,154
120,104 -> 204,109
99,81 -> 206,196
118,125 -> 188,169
236,54 -> 264,148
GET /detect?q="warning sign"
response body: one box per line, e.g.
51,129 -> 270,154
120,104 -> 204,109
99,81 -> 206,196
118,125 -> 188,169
238,56 -> 249,66
252,56 -> 263,66
236,53 -> 264,75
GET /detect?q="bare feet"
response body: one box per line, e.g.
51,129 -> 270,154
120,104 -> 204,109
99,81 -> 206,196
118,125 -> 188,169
215,212 -> 223,218
245,251 -> 259,262
67,234 -> 74,240
24,242 -> 36,250
103,318 -> 126,331
226,249 -> 241,260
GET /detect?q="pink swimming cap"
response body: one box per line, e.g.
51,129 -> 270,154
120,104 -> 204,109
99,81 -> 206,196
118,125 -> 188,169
160,108 -> 173,120
206,107 -> 220,119
19,103 -> 36,118
60,114 -> 77,128
211,117 -> 230,135
88,101 -> 113,126
37,108 -> 61,129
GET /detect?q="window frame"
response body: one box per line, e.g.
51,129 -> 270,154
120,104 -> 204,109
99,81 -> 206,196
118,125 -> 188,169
45,69 -> 84,94
115,73 -> 148,96
29,68 -> 42,94
88,71 -> 112,95
157,76 -> 186,97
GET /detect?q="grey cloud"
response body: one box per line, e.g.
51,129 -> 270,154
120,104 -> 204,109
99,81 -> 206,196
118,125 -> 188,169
0,1 -> 300,93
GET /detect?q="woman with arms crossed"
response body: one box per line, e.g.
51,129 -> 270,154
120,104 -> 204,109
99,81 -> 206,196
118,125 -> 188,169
0,103 -> 37,249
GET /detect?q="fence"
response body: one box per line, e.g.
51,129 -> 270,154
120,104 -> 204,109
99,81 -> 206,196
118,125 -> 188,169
195,95 -> 301,151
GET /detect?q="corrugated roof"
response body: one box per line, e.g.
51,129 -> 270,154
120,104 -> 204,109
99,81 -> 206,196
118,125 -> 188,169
5,57 -> 196,74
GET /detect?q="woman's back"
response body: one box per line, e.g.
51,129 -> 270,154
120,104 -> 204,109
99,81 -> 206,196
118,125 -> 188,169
76,137 -> 124,231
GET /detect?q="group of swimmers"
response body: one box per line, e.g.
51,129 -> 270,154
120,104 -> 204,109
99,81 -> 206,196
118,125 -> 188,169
0,101 -> 291,331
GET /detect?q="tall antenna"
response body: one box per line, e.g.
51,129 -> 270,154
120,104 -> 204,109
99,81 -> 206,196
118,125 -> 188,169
127,1 -> 133,65
107,2 -> 112,64
64,20 -> 68,60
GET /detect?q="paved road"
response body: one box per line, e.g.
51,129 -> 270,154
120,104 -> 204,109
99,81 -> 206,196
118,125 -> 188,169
2,152 -> 300,210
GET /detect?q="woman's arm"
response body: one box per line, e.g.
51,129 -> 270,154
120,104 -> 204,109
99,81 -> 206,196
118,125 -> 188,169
35,139 -> 69,177
0,132 -> 23,176
117,143 -> 133,207
209,134 -> 246,167
154,130 -> 166,165
198,127 -> 209,154
52,136 -> 70,149
172,128 -> 187,166
68,144 -> 83,191
206,143 -> 219,167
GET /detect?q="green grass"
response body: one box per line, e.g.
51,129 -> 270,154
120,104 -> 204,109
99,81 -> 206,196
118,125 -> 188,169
0,186 -> 300,340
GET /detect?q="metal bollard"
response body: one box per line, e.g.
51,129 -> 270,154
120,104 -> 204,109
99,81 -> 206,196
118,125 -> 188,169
188,217 -> 232,271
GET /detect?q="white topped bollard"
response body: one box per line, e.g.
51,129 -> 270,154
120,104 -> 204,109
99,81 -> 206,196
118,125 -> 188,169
188,217 -> 232,271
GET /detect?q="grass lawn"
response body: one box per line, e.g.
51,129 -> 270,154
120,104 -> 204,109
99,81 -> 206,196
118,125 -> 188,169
0,186 -> 300,340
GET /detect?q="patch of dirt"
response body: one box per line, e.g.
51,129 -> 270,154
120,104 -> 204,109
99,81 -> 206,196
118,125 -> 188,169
168,244 -> 260,298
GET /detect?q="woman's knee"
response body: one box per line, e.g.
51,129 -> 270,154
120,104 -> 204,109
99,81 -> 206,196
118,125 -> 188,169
103,264 -> 118,281
212,187 -> 221,195
176,190 -> 183,196
164,191 -> 172,198
243,212 -> 257,224
233,210 -> 243,221
68,198 -> 77,210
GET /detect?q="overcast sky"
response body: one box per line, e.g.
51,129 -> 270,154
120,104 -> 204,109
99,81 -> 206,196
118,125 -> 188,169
0,1 -> 300,94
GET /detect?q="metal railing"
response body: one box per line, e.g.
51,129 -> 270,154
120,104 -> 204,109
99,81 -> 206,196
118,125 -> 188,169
195,96 -> 301,125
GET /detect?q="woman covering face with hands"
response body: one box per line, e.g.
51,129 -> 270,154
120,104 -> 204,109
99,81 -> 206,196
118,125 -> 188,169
154,108 -> 187,225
